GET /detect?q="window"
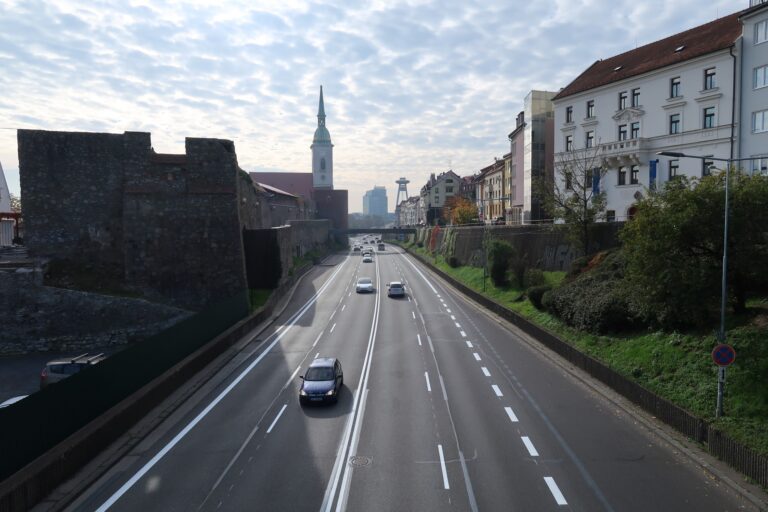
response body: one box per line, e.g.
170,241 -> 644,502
565,170 -> 573,190
669,159 -> 679,179
755,65 -> 768,89
630,122 -> 640,139
618,124 -> 627,141
445,186 -> 453,193
754,109 -> 768,132
756,20 -> 768,44
586,100 -> 595,118
630,165 -> 639,185
618,91 -> 628,110
631,88 -> 640,107
320,158 -> 326,170
566,106 -> 573,123
618,166 -> 627,185
585,131 -> 595,148
751,156 -> 768,175
702,158 -> 714,177
703,107 -> 715,129
586,168 -> 593,189
670,77 -> 681,98
565,135 -> 573,151
669,113 -> 681,134
606,210 -> 616,222
445,178 -> 454,183
704,68 -> 716,90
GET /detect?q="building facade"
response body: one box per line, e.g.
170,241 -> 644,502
419,170 -> 460,225
480,160 -> 505,223
552,12 -> 742,221
505,111 -> 526,224
362,186 -> 388,217
523,90 -> 556,222
739,1 -> 768,173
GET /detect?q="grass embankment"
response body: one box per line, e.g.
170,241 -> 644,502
405,243 -> 768,456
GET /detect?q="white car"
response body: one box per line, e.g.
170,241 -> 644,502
362,255 -> 373,263
387,281 -> 405,297
356,277 -> 374,293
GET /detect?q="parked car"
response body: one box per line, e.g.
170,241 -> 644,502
356,277 -> 374,293
299,358 -> 343,405
387,281 -> 405,298
40,353 -> 105,389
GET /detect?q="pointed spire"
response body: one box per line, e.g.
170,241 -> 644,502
317,85 -> 326,126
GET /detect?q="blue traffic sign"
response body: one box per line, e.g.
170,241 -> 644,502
712,344 -> 736,367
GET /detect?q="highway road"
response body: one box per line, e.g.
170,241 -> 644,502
61,240 -> 756,511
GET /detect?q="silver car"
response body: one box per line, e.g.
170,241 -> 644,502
356,277 -> 374,293
387,281 -> 405,298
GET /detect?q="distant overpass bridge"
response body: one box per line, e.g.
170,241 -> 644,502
335,227 -> 417,236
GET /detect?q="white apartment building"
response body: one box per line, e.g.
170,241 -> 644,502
739,1 -> 768,173
397,196 -> 421,226
419,170 -> 460,225
553,11 -> 742,221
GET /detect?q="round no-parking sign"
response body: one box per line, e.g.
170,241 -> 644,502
712,344 -> 736,367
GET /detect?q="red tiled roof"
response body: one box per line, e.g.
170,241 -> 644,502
553,10 -> 743,101
249,172 -> 314,200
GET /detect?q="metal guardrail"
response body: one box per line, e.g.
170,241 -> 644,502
404,246 -> 768,488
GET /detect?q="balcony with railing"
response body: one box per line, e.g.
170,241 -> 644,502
599,138 -> 647,167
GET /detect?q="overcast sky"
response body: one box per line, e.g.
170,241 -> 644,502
0,0 -> 740,212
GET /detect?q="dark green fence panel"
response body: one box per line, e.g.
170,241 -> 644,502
0,291 -> 248,482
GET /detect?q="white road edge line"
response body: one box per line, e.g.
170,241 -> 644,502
417,334 -> 422,346
266,404 -> 288,434
481,367 -> 491,377
544,477 -> 568,505
505,407 -> 519,423
425,371 -> 432,392
492,385 -> 503,397
521,436 -> 539,457
438,444 -> 450,490
412,311 -> 416,319
93,258 -> 348,512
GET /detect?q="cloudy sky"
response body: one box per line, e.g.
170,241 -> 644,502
0,0 -> 739,212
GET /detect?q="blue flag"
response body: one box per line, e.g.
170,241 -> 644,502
649,160 -> 658,190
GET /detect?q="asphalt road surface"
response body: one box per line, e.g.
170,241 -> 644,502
61,241 -> 756,511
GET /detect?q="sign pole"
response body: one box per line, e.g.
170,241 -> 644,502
716,367 -> 726,418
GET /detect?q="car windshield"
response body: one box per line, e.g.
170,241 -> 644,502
305,367 -> 334,381
358,278 -> 372,284
390,283 -> 402,289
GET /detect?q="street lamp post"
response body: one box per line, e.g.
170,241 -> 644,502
657,151 -> 758,417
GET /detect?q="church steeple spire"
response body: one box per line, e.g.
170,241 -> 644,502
317,85 -> 326,126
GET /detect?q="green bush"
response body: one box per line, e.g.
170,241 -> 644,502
448,256 -> 460,268
524,268 -> 546,288
527,285 -> 551,310
566,256 -> 590,278
488,240 -> 514,286
416,241 -> 424,248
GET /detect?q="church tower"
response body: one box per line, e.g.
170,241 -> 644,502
311,86 -> 333,189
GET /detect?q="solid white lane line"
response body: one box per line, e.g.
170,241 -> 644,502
450,315 -> 456,320
481,367 -> 491,377
460,331 -> 466,337
521,436 -> 539,457
412,311 -> 416,319
473,352 -> 481,361
438,444 -> 450,490
312,332 -> 322,347
330,322 -> 337,333
94,258 -> 349,512
341,304 -> 346,311
425,371 -> 432,392
492,385 -> 503,397
544,477 -> 568,505
465,340 -> 473,348
417,334 -> 422,346
505,407 -> 519,423
266,404 -> 288,434
438,374 -> 449,402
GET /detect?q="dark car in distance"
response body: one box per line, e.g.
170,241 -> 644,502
299,358 -> 343,405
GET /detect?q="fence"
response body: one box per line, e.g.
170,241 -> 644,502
404,246 -> 768,488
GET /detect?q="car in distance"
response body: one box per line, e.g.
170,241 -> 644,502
362,255 -> 373,263
40,353 -> 105,389
299,358 -> 343,404
387,281 -> 405,298
378,243 -> 385,251
353,245 -> 361,252
356,277 -> 374,293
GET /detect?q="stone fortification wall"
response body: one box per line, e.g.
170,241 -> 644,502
420,223 -> 623,271
288,219 -> 330,258
18,129 -> 248,311
0,270 -> 191,355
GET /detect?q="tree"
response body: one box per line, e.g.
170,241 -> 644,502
443,196 -> 478,225
536,144 -> 608,254
488,239 -> 514,286
620,171 -> 768,328
10,193 -> 21,213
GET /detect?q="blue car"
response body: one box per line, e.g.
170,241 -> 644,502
299,358 -> 343,405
